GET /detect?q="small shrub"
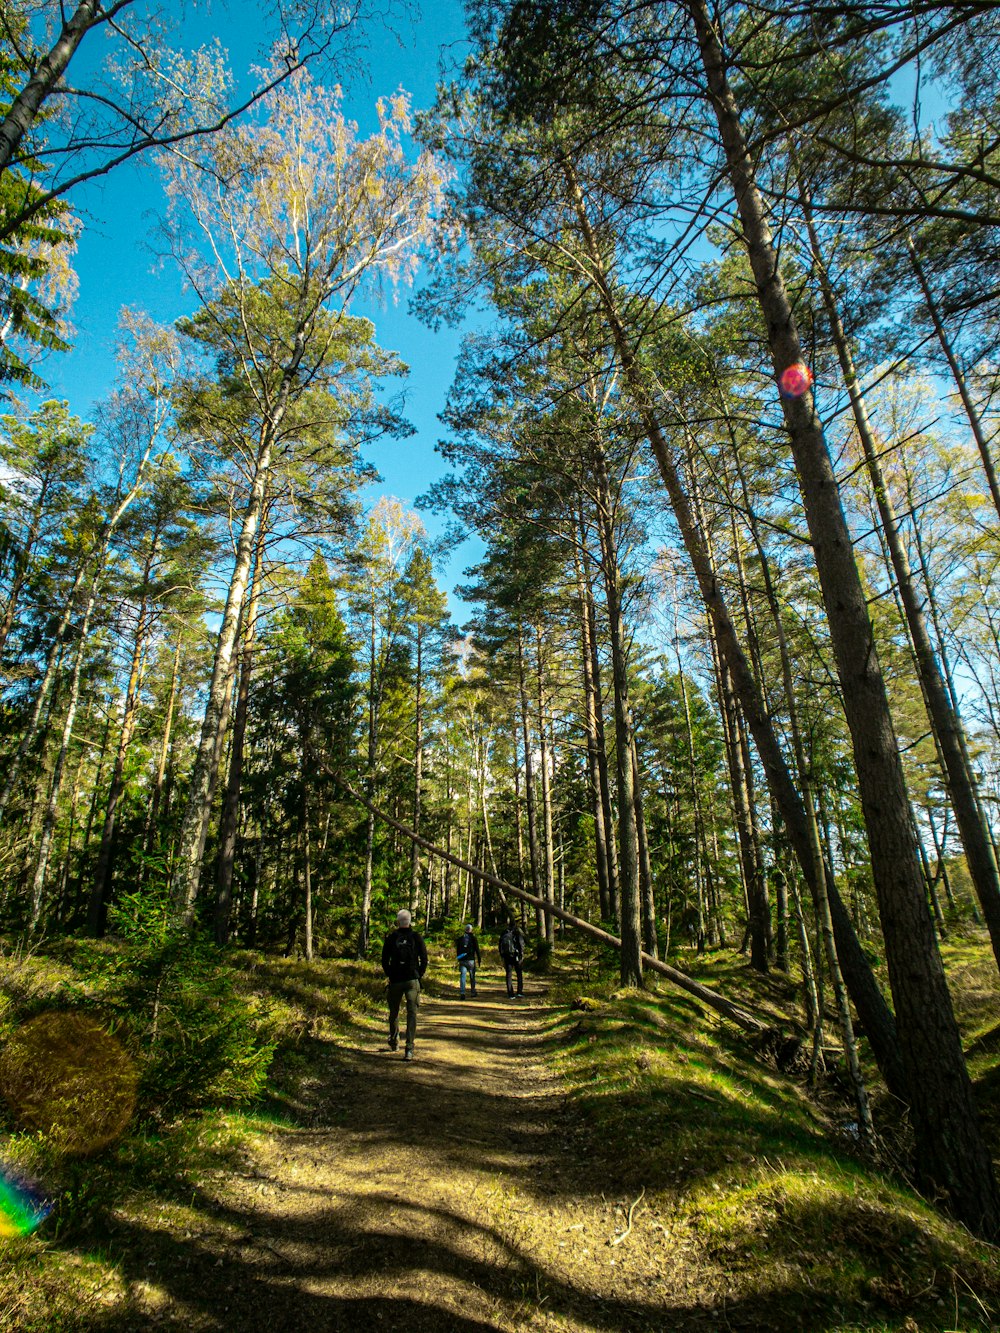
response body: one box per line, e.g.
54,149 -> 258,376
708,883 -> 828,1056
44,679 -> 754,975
72,887 -> 275,1124
529,939 -> 553,973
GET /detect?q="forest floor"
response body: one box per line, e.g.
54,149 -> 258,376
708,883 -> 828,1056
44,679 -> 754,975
3,940 -> 1000,1331
61,975 -> 703,1332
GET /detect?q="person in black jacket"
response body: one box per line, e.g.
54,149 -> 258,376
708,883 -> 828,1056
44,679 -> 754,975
381,909 -> 428,1061
455,924 -> 480,998
498,920 -> 527,998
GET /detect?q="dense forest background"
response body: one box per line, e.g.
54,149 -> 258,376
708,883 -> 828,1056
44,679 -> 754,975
2,0 -> 1000,1240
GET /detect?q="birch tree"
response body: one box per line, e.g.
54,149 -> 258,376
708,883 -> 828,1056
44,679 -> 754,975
165,71 -> 446,922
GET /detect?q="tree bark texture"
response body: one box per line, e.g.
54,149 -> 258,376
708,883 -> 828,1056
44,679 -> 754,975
0,0 -> 117,175
534,623 -> 557,946
808,207 -> 1000,972
574,532 -> 613,920
593,446 -> 643,984
88,587 -> 152,934
214,522 -> 266,945
555,105 -> 915,1103
689,0 -> 999,1236
907,236 -> 1000,523
173,423 -> 275,922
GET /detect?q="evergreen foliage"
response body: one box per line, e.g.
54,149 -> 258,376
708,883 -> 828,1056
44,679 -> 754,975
74,884 -> 275,1122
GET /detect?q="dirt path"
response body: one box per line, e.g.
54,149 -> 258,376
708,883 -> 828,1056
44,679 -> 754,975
105,975 -> 713,1332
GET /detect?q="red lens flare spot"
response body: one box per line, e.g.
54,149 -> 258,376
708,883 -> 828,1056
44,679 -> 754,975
778,362 -> 814,399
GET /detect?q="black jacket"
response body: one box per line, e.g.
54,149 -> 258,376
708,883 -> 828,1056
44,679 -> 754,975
381,927 -> 428,983
499,927 -> 526,962
455,930 -> 481,965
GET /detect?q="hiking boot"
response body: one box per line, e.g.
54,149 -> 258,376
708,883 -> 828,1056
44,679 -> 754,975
403,1049 -> 414,1062
388,1039 -> 398,1051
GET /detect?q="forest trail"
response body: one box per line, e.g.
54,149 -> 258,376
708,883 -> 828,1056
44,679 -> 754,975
112,974 -> 715,1332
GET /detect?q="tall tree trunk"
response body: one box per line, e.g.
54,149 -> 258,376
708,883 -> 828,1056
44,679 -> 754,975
145,631 -> 183,848
726,407 -> 905,1101
906,235 -> 1000,523
808,205 -> 1000,972
560,143 -> 905,1101
630,724 -> 658,958
689,0 -> 998,1234
410,628 -> 424,913
54,690 -> 95,926
721,650 -> 770,969
302,769 -> 313,962
2,410 -> 160,824
773,863 -> 789,973
88,588 -> 153,934
72,698 -> 113,917
174,385 -> 290,922
481,740 -> 501,881
574,531 -> 613,920
214,522 -> 266,945
512,729 -> 527,892
0,487 -> 49,664
586,551 -> 621,923
535,623 -> 556,946
0,565 -> 87,821
593,445 -> 642,985
30,572 -> 101,931
928,806 -> 957,912
736,702 -> 771,958
517,624 -> 543,903
706,560 -> 770,970
0,0 -> 106,175
689,402 -> 772,957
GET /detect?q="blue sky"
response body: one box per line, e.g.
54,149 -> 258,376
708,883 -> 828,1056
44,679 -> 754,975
40,0 -> 482,623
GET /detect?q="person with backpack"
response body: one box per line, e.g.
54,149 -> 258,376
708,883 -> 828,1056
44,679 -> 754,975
381,909 -> 428,1061
498,920 -> 527,999
455,923 -> 480,999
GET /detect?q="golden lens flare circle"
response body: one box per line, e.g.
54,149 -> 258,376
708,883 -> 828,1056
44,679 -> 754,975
0,1011 -> 138,1154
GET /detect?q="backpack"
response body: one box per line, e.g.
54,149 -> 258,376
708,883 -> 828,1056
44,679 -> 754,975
499,928 -> 522,963
390,930 -> 419,980
456,931 -> 475,962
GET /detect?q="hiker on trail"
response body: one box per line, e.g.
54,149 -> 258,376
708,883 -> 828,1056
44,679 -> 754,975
381,909 -> 427,1062
455,924 -> 480,999
498,920 -> 527,999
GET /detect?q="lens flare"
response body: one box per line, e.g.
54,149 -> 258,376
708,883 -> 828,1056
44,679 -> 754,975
0,1011 -> 137,1155
0,1168 -> 50,1237
778,362 -> 814,399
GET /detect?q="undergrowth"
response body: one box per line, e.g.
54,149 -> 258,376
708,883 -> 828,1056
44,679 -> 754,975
0,940 -> 384,1329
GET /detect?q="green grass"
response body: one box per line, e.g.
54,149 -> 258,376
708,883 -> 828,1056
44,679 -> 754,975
544,939 -> 1000,1331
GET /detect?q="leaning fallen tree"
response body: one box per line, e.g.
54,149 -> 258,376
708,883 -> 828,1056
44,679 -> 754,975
333,773 -> 773,1036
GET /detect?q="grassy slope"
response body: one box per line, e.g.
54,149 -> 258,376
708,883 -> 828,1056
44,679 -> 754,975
0,934 -> 998,1331
542,936 -> 1000,1330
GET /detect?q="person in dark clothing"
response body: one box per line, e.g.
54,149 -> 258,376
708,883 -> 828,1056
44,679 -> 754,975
381,909 -> 428,1061
455,924 -> 480,998
498,920 -> 527,998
